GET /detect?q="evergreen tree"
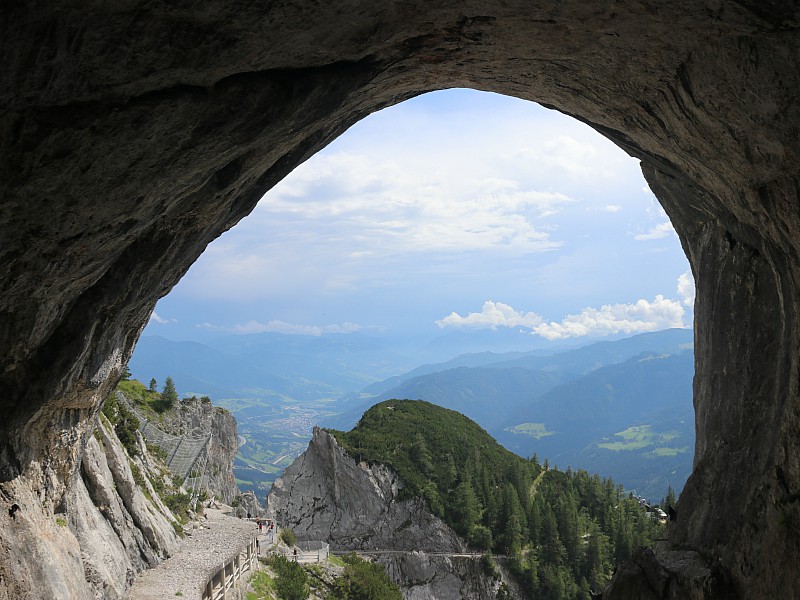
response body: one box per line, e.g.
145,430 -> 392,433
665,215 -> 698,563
538,564 -> 565,600
272,555 -> 309,600
662,485 -> 677,511
540,506 -> 566,567
503,510 -> 525,555
148,378 -> 157,393
528,495 -> 543,547
451,476 -> 479,537
557,495 -> 580,570
161,376 -> 179,409
410,432 -> 434,477
331,553 -> 402,600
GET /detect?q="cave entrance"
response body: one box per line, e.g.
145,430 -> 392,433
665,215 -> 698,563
135,88 -> 694,506
3,5 -> 797,597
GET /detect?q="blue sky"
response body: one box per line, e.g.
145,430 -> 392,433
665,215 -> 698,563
146,89 -> 693,343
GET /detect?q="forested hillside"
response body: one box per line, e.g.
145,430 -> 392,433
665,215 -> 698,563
328,400 -> 664,599
327,330 -> 694,500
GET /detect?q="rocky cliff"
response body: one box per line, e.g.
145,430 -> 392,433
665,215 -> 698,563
0,388 -> 249,599
0,411 -> 184,600
146,395 -> 240,504
268,427 -> 517,599
66,416 -> 182,599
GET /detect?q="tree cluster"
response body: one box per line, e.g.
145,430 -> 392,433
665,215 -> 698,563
329,553 -> 403,600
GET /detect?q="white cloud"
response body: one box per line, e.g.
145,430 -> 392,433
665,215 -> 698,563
510,135 -> 628,182
532,295 -> 687,340
161,90 -> 690,335
196,320 -> 363,336
260,151 -> 571,255
436,300 -> 543,329
149,312 -> 175,324
437,293 -> 689,339
677,271 -> 695,307
634,221 -> 675,241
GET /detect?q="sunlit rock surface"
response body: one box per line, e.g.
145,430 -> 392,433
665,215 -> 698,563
1,1 -> 799,597
150,396 -> 240,504
269,427 -> 464,552
269,427 -> 518,599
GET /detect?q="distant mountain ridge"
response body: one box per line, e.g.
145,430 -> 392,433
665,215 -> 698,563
497,351 -> 694,499
324,328 -> 694,499
129,332 -> 420,402
132,328 -> 695,500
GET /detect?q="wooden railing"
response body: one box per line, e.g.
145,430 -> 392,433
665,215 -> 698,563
202,536 -> 258,600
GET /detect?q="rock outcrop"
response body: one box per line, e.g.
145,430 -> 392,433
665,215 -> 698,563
1,2 -> 800,598
65,418 -> 181,599
268,427 -> 513,599
269,427 -> 463,553
147,396 -> 240,504
603,546 -> 736,600
0,414 -> 183,600
380,554 -> 522,600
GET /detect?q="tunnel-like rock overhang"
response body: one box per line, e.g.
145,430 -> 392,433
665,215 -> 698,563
1,2 -> 799,598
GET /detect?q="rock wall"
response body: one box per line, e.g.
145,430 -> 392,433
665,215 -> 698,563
1,2 -> 800,598
66,418 -> 181,599
269,427 -> 463,552
0,415 -> 181,600
379,554 -> 523,600
153,396 -> 240,504
268,427 -> 511,599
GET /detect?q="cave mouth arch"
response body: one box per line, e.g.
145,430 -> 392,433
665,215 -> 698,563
2,3 -> 799,598
140,87 -> 696,504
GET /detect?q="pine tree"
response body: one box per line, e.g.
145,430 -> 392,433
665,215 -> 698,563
557,495 -> 580,571
662,485 -> 677,510
410,433 -> 434,477
503,509 -> 524,555
161,376 -> 178,409
149,378 -> 157,393
452,477 -> 479,537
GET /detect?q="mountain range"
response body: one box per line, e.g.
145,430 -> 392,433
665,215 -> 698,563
130,327 -> 695,500
324,328 -> 694,499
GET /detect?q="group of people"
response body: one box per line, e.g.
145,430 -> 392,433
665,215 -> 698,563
250,515 -> 276,555
254,516 -> 274,534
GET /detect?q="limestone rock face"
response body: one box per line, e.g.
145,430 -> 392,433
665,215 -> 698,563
0,416 -> 181,600
1,2 -> 800,598
603,547 -> 736,600
153,397 -> 240,504
65,419 -> 181,599
269,427 -> 464,553
268,427 -> 511,599
379,554 -> 523,600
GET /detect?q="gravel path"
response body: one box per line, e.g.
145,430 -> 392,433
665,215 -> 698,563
127,509 -> 257,600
